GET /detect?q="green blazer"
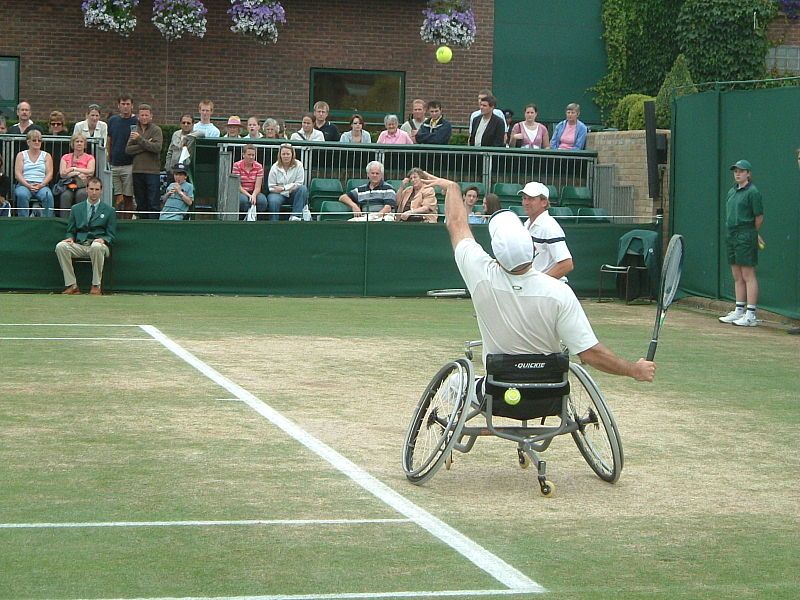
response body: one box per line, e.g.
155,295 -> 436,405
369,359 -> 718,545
66,200 -> 117,245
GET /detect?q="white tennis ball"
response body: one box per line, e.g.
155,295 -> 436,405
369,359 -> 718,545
504,388 -> 521,405
436,46 -> 453,64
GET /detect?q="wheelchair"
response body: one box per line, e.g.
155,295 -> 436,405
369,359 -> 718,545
402,342 -> 623,496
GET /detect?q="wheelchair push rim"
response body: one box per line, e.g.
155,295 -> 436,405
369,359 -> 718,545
567,363 -> 624,483
402,359 -> 471,484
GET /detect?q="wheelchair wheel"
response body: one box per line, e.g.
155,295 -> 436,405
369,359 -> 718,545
567,363 -> 624,483
402,359 -> 471,484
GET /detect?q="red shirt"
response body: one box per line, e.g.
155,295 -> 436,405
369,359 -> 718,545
232,159 -> 264,193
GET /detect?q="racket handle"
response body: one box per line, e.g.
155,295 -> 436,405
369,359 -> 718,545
646,340 -> 657,361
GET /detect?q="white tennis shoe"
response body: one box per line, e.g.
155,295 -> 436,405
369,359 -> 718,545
732,313 -> 758,327
719,310 -> 743,323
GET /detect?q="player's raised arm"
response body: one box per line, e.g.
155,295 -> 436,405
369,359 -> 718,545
419,172 -> 472,249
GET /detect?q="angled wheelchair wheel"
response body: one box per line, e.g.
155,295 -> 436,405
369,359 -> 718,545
402,359 -> 471,485
567,363 -> 624,483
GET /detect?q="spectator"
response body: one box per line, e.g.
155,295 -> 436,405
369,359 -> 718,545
193,99 -> 220,138
57,133 -> 96,212
159,163 -> 194,221
415,100 -> 452,145
339,160 -> 396,218
48,111 -> 70,136
483,192 -> 502,217
233,144 -> 267,219
519,181 -> 574,280
223,115 -> 243,138
396,167 -> 437,223
510,104 -> 550,149
550,103 -> 587,151
165,113 -> 196,175
107,93 -> 137,219
245,116 -> 264,139
8,101 -> 43,135
464,186 -> 484,225
14,129 -> 54,217
0,155 -> 11,216
291,113 -> 324,142
313,101 -> 340,141
262,118 -> 284,139
469,89 -> 507,133
377,114 -> 414,145
73,103 -> 108,141
55,177 -> 116,295
266,143 -> 308,221
0,115 -> 7,133
469,95 -> 505,147
340,114 -> 372,144
400,98 -> 426,142
126,103 -> 163,220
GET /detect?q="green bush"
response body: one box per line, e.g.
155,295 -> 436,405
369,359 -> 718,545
610,94 -> 653,130
655,54 -> 697,128
626,95 -> 656,130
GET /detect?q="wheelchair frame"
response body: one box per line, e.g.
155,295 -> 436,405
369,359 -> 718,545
402,341 -> 623,496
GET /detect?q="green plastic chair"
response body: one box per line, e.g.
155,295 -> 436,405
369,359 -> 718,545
549,206 -> 576,223
345,178 -> 369,193
309,178 -> 344,212
560,185 -> 593,209
577,207 -> 611,223
385,179 -> 404,192
546,185 -> 559,205
318,200 -> 353,221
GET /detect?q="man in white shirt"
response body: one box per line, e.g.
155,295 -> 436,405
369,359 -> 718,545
192,99 -> 220,138
400,98 -> 426,142
519,181 -> 574,281
422,170 -> 654,381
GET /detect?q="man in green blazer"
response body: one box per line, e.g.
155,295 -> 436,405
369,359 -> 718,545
55,177 -> 117,295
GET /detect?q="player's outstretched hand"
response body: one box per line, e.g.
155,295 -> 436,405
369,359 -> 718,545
419,171 -> 454,188
632,358 -> 656,382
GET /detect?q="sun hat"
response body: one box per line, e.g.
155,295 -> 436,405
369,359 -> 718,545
488,209 -> 534,272
227,115 -> 242,126
730,159 -> 752,171
518,181 -> 550,199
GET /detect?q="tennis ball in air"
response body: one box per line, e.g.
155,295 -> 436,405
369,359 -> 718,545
504,388 -> 521,406
758,239 -> 765,250
436,46 -> 453,64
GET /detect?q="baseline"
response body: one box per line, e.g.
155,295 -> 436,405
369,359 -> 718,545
1,518 -> 410,530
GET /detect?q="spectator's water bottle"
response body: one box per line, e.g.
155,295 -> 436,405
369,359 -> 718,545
302,203 -> 312,221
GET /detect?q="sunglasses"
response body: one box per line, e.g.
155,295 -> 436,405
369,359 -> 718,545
50,122 -> 63,126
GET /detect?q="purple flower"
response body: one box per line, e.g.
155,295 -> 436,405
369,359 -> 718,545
421,1 -> 476,49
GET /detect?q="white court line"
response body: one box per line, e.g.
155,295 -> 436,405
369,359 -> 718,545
0,337 -> 156,341
98,589 -> 536,600
140,325 -> 544,594
0,518 -> 410,530
0,323 -> 140,327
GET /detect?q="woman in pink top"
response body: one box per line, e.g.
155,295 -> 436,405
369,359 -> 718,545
377,114 -> 414,145
550,103 -> 587,151
232,144 -> 267,219
510,104 -> 550,149
58,133 -> 96,211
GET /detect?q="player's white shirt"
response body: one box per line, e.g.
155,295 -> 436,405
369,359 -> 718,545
454,238 -> 598,364
524,211 -> 572,281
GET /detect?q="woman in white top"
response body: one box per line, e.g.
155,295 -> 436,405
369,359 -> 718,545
509,104 -> 550,149
266,143 -> 309,221
339,114 -> 371,144
290,113 -> 325,142
72,103 -> 108,141
14,129 -> 55,217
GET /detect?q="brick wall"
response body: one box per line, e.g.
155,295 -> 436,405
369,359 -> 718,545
768,14 -> 800,45
0,0 -> 493,127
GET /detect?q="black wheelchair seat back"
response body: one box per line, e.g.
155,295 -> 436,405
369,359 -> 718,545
484,353 -> 570,420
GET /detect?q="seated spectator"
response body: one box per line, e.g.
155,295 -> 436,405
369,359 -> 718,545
48,111 -> 70,136
262,118 -> 284,139
400,98 -> 426,142
159,163 -> 194,220
232,144 -> 267,219
245,116 -> 264,139
469,95 -> 505,147
266,143 -> 308,221
339,160 -> 396,217
396,167 -> 437,223
313,101 -> 340,141
165,113 -> 196,176
377,114 -> 414,145
57,133 -> 96,212
463,186 -> 484,224
291,113 -> 325,142
551,103 -> 587,151
14,129 -> 54,217
0,115 -> 7,134
8,101 -> 43,135
192,99 -> 220,138
415,100 -> 452,145
510,104 -> 550,149
0,155 -> 10,216
73,103 -> 108,140
223,115 -> 243,138
339,114 -> 371,144
482,192 -> 502,217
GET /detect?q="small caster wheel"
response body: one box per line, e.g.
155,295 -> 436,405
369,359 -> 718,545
517,449 -> 531,469
444,452 -> 453,470
539,480 -> 555,496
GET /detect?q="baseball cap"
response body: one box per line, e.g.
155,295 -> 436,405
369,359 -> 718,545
518,181 -> 549,199
227,115 -> 242,126
488,209 -> 534,272
173,162 -> 188,174
730,159 -> 752,171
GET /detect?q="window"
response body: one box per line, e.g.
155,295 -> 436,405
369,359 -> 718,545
0,57 -> 20,121
310,68 -> 405,123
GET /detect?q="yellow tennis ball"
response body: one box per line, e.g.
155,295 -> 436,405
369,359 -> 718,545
436,46 -> 453,64
758,239 -> 765,251
504,388 -> 521,406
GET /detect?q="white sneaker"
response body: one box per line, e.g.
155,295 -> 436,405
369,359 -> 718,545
288,216 -> 301,221
719,310 -> 743,323
732,313 -> 758,327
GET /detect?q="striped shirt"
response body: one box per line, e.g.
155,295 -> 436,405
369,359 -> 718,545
232,159 -> 264,193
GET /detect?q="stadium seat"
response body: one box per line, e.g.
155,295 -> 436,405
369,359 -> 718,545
345,178 -> 368,193
549,206 -> 576,223
318,200 -> 353,221
385,179 -> 404,192
560,185 -> 593,209
493,182 -> 523,208
459,181 -> 486,197
546,184 -> 559,205
308,178 -> 344,213
577,207 -> 611,223
509,205 -> 528,220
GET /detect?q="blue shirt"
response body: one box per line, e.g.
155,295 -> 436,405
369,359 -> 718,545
160,182 -> 194,220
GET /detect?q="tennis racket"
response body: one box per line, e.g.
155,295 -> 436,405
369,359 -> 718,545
646,234 -> 685,361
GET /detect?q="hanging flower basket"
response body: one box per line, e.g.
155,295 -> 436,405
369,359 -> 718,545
228,0 -> 287,45
420,0 -> 476,49
82,0 -> 139,37
152,0 -> 208,40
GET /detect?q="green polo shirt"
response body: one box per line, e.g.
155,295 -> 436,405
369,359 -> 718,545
725,182 -> 763,229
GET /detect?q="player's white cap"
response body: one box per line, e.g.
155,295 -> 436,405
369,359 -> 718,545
488,210 -> 534,273
518,181 -> 549,199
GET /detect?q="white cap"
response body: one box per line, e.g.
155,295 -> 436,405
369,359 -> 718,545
518,181 -> 549,199
488,210 -> 534,272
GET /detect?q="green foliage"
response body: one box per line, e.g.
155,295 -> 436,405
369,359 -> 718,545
655,54 -> 697,128
626,95 -> 656,130
676,0 -> 778,84
609,94 -> 652,130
